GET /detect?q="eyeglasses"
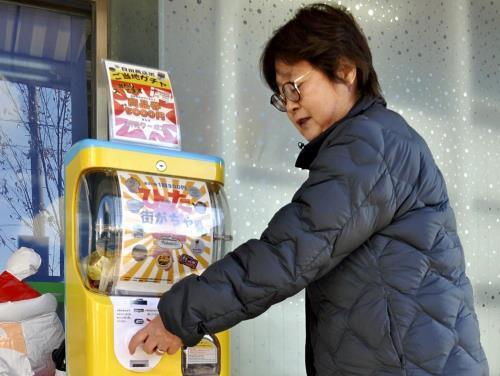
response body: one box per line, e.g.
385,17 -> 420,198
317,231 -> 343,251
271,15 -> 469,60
270,71 -> 312,112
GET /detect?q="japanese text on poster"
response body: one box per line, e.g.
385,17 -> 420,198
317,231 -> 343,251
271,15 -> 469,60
104,60 -> 180,149
115,171 -> 213,295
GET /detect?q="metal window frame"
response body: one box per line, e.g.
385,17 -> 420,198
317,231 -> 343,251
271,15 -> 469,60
0,0 -> 91,16
91,0 -> 108,140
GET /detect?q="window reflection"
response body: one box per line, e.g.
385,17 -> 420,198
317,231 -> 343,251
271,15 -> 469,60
0,3 -> 90,281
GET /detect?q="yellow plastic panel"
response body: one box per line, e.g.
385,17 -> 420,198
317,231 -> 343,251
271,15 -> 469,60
65,141 -> 229,375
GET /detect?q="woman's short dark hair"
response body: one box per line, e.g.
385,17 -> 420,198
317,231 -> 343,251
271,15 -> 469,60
261,3 -> 382,98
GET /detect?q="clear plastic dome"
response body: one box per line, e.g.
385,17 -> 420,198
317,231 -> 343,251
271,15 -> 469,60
76,169 -> 231,296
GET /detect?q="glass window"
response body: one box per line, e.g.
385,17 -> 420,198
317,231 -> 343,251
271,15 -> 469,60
0,3 -> 90,282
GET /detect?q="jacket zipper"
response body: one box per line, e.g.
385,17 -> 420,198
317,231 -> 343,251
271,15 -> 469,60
386,300 -> 407,374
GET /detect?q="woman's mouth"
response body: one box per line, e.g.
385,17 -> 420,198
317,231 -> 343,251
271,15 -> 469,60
297,117 -> 310,127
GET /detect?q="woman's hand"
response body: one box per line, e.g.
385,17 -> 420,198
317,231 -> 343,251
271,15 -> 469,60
128,315 -> 183,356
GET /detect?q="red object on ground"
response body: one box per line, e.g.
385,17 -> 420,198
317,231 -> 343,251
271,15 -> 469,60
0,271 -> 40,303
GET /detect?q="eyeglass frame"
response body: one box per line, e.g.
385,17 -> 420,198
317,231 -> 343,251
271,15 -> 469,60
270,70 -> 313,112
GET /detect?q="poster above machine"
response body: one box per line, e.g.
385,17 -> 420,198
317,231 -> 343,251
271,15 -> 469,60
104,60 -> 181,150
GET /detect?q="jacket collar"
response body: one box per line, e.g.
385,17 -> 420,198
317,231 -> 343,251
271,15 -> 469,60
295,95 -> 386,169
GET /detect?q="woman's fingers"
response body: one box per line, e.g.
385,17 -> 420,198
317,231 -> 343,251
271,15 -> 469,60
143,334 -> 162,354
128,315 -> 184,356
128,329 -> 148,355
166,337 -> 182,354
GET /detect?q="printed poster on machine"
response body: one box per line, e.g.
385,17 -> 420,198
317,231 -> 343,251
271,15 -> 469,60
104,60 -> 181,149
115,171 -> 214,295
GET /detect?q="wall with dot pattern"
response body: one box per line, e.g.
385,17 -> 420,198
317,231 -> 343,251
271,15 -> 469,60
158,1 -> 500,374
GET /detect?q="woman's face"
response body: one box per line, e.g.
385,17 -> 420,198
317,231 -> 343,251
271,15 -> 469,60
274,59 -> 359,141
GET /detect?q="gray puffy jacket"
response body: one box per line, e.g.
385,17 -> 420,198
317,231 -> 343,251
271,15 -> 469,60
159,96 -> 489,375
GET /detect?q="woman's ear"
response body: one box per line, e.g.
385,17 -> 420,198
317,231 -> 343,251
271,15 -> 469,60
336,58 -> 357,86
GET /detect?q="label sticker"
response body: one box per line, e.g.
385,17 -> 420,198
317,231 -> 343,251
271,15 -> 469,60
111,296 -> 162,372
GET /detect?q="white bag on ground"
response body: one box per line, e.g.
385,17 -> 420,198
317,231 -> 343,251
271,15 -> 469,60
0,323 -> 33,376
0,294 -> 64,376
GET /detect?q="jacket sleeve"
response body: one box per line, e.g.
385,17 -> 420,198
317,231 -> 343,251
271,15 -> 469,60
158,130 -> 397,346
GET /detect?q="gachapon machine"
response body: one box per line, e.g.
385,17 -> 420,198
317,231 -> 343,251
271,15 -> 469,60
64,139 -> 232,375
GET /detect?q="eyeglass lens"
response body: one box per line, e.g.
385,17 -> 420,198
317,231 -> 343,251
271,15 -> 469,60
282,83 -> 300,102
271,94 -> 287,112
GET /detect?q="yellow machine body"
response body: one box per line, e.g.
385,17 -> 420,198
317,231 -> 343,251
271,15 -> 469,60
64,140 -> 229,375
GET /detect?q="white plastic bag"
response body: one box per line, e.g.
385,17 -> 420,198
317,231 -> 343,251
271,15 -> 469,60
0,323 -> 33,376
24,311 -> 64,375
0,294 -> 64,376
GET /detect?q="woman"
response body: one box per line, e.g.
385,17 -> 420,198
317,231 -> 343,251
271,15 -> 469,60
129,4 -> 489,375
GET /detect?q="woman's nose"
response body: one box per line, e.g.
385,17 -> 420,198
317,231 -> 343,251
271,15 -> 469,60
286,98 -> 299,113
